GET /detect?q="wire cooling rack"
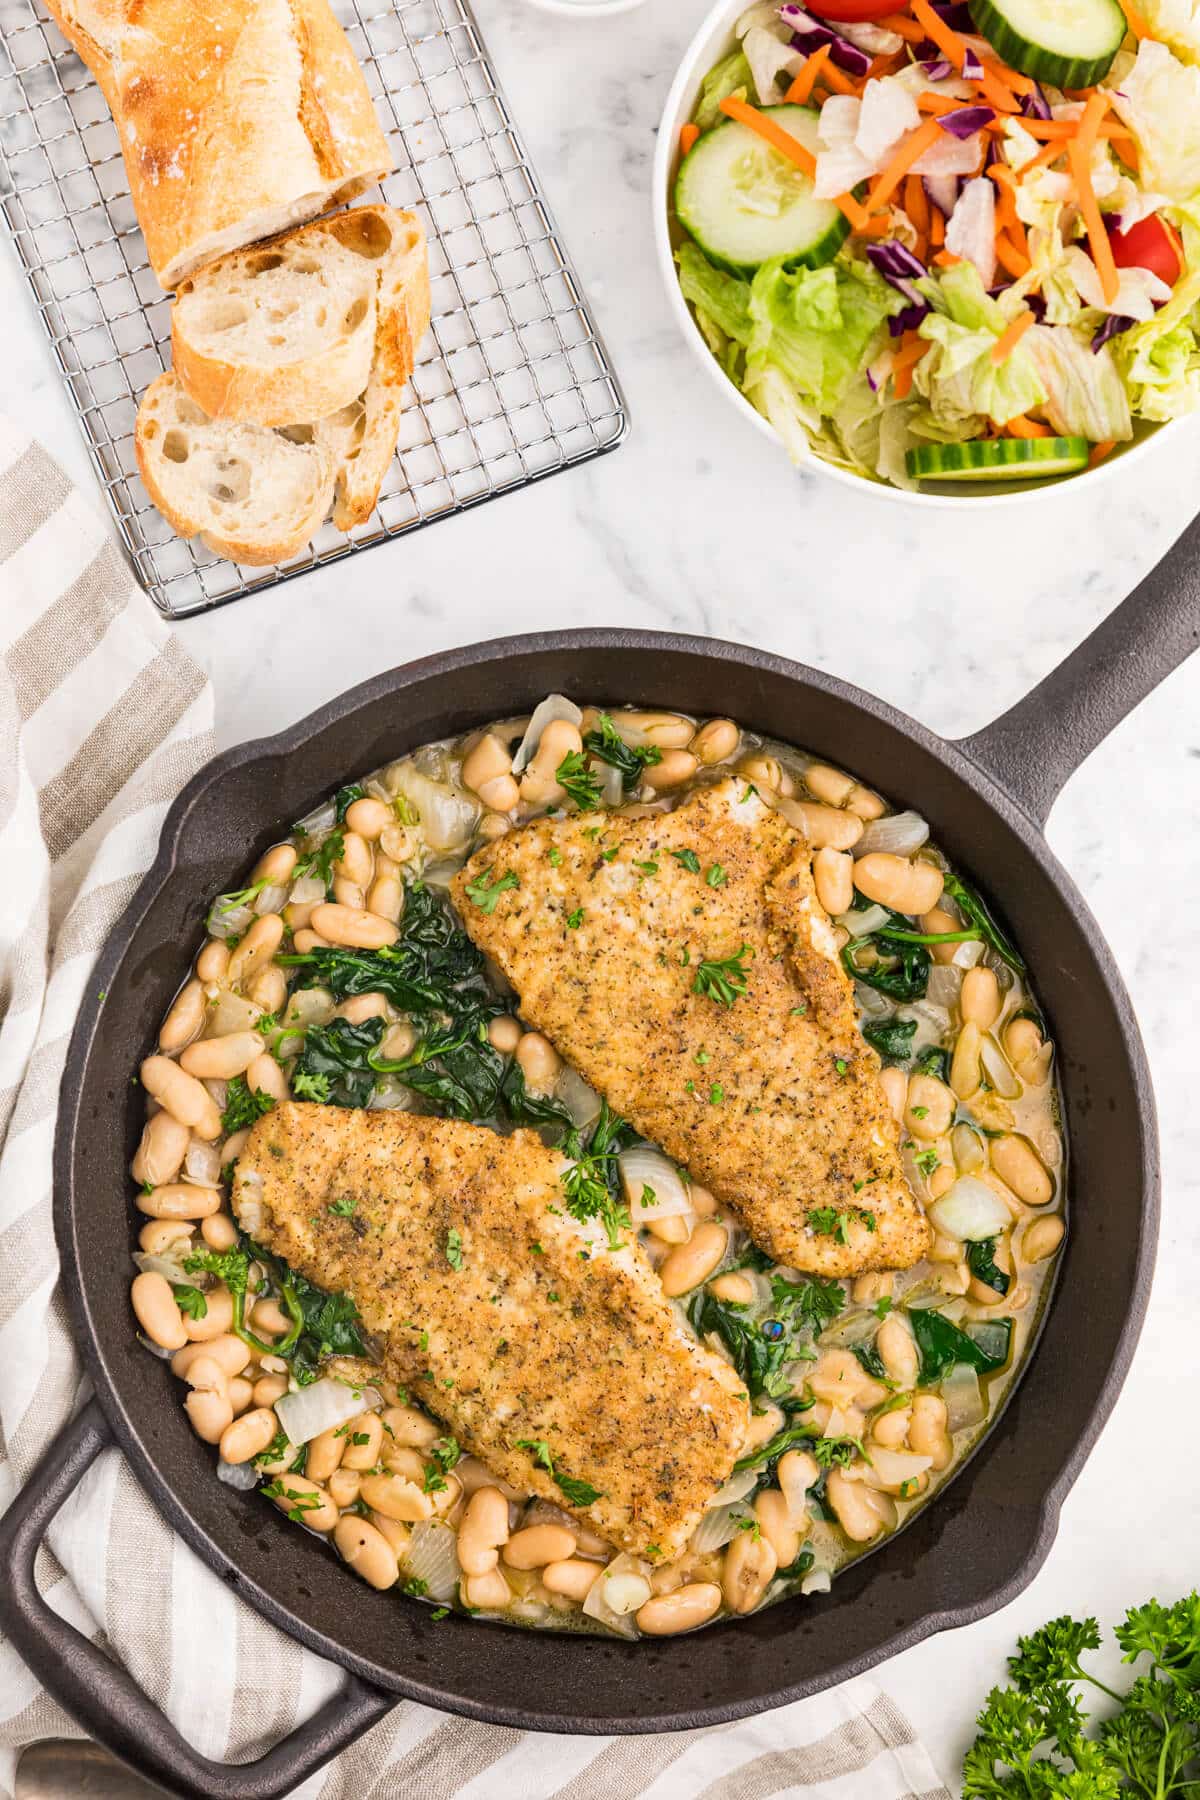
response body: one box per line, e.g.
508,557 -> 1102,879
0,0 -> 627,617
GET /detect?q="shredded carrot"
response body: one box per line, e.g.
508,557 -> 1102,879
867,50 -> 907,80
1006,414 -> 1051,438
893,338 -> 931,400
785,44 -> 831,106
991,310 -> 1035,364
1067,134 -> 1120,305
1121,0 -> 1149,34
719,96 -> 817,174
865,116 -> 944,214
973,68 -> 1022,113
680,123 -> 699,157
995,234 -> 1031,279
821,58 -> 861,97
1089,439 -> 1116,466
1108,132 -> 1139,171
916,91 -> 966,116
1074,90 -> 1110,167
905,174 -> 930,239
877,11 -> 927,41
932,246 -> 959,266
979,53 -> 1034,97
855,214 -> 894,236
930,207 -> 945,247
910,0 -> 970,70
892,336 -> 930,373
1007,210 -> 1030,257
1018,140 -> 1066,179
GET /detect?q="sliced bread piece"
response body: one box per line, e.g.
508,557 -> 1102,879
318,208 -> 432,528
135,373 -> 335,566
171,228 -> 379,427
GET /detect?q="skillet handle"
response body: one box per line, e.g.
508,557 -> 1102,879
957,508 -> 1200,827
0,1399 -> 395,1800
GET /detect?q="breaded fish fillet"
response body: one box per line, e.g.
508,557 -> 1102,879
453,778 -> 929,1278
233,1103 -> 750,1557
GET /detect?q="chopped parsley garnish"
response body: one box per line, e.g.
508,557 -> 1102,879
582,713 -> 662,789
559,1102 -> 635,1250
446,1228 -> 464,1271
555,750 -> 603,812
692,943 -> 754,1008
548,847 -> 563,866
807,1206 -> 876,1244
709,1084 -> 725,1105
635,858 -> 659,878
671,848 -> 701,873
565,907 -> 584,928
705,863 -> 727,887
220,1075 -> 276,1135
514,1438 -> 604,1506
292,1070 -> 332,1103
173,1284 -> 208,1321
327,1196 -> 357,1218
464,867 -> 519,914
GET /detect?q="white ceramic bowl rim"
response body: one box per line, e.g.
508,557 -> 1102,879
651,0 -> 1171,509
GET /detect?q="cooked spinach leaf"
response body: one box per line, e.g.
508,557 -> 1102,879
582,713 -> 663,790
293,1017 -> 385,1109
911,1307 -> 1012,1384
943,871 -> 1025,974
841,902 -> 931,1001
914,1044 -> 951,1081
334,783 -> 366,823
250,1239 -> 369,1385
688,1291 -> 808,1401
862,1016 -> 919,1063
966,1236 -> 1012,1297
280,882 -> 488,1015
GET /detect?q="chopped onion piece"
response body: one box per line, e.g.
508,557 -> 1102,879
926,965 -> 962,1009
951,1122 -> 986,1175
289,874 -> 326,907
602,1571 -> 652,1616
254,884 -> 289,917
557,1066 -> 602,1131
184,1138 -> 222,1186
217,1457 -> 260,1490
952,938 -> 985,970
980,1032 -> 1021,1099
709,1469 -> 760,1508
837,902 -> 890,937
274,1378 -> 381,1446
942,1362 -> 986,1432
202,1078 -> 227,1112
618,1146 -> 691,1221
852,810 -> 929,859
420,859 -> 462,891
582,1553 -> 645,1637
133,1248 -> 194,1283
208,988 -> 263,1038
691,1502 -> 755,1553
387,764 -> 478,854
293,799 -> 337,838
404,1521 -> 461,1602
801,1569 -> 832,1595
929,1175 -> 1010,1243
511,694 -> 583,774
819,1309 -> 878,1348
367,1080 -> 417,1112
206,899 -> 255,941
863,1447 -> 933,1490
597,761 -> 624,808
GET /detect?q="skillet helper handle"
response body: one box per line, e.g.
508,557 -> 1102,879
0,1399 -> 395,1800
959,507 -> 1200,827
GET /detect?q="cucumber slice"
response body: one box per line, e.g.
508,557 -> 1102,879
970,0 -> 1127,89
675,105 -> 850,274
905,438 -> 1092,483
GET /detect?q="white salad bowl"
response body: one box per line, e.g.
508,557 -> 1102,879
652,0 -> 1172,506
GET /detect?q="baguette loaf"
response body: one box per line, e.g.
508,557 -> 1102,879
171,228 -> 379,426
42,0 -> 392,289
135,374 -> 336,565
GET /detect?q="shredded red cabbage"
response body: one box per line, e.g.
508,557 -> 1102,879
780,3 -> 873,75
938,105 -> 995,138
1092,313 -> 1135,351
1020,82 -> 1053,121
868,242 -> 931,335
930,0 -> 976,27
961,45 -> 983,79
916,56 -> 955,80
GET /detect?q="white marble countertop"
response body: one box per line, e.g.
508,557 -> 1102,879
4,0 -> 1200,1787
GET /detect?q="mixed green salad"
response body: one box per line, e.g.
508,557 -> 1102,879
671,0 -> 1200,488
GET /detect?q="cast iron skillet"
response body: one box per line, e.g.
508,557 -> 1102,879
2,523 -> 1198,1800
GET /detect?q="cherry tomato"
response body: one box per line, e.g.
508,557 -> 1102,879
1108,214 -> 1183,287
804,0 -> 901,17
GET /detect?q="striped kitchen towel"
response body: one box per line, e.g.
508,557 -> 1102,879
0,419 -> 953,1800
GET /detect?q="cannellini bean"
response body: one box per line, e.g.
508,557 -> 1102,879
827,1468 -> 895,1543
876,1314 -> 919,1388
990,1135 -> 1053,1207
345,797 -> 393,840
928,1162 -> 955,1201
776,1450 -> 818,1523
195,939 -> 230,982
334,992 -> 389,1025
503,1524 -> 576,1570
969,1236 -> 1013,1308
249,1297 -> 289,1339
138,1219 -> 192,1255
690,719 -> 739,764
309,903 -> 398,950
327,1468 -> 362,1509
462,734 -> 519,813
542,1558 -> 600,1601
659,1222 -> 728,1297
519,720 -> 583,806
790,802 -> 862,850
487,1015 -> 521,1054
871,1406 -> 911,1449
131,1111 -> 191,1188
738,754 -> 793,796
1021,1214 -> 1065,1263
247,965 -> 286,1014
708,1271 -> 755,1304
342,1414 -> 384,1471
253,1373 -> 289,1408
909,1395 -> 952,1470
851,1271 -> 893,1305
182,1355 -> 232,1443
516,1032 -> 561,1094
458,1486 -> 510,1576
335,1515 -> 399,1590
618,711 -> 694,749
463,1568 -> 512,1610
333,881 -> 364,914
742,1404 -> 785,1454
813,847 -> 853,917
383,1446 -> 429,1484
961,967 -> 1001,1030
228,1377 -> 255,1415
172,1335 -> 251,1379
268,1475 -> 339,1533
180,1031 -> 262,1081
336,831 -> 373,889
359,1472 -> 432,1523
688,1183 -> 717,1217
131,1271 -> 188,1351
136,1182 -> 221,1220
754,1489 -> 801,1572
647,1213 -> 690,1246
904,1074 -> 954,1141
642,750 -> 698,792
368,1511 -> 412,1557
1004,1016 -> 1043,1066
382,1405 -> 441,1449
184,1283 -> 234,1342
636,1583 -> 722,1636
921,907 -> 962,965
202,1212 -> 239,1251
804,763 -> 854,807
227,915 -> 285,986
949,1022 -> 983,1103
247,1053 -> 288,1102
252,843 -> 298,885
380,1023 -> 416,1061
159,980 -> 206,1053
219,1407 -> 278,1465
140,1056 -> 222,1140
723,1530 -> 777,1614
291,929 -> 328,953
367,872 -> 404,923
306,1425 -> 347,1483
855,854 -> 943,915
879,1066 -> 907,1123
847,784 -> 885,819
810,1348 -> 886,1411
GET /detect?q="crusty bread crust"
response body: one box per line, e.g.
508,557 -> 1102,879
40,0 -> 392,290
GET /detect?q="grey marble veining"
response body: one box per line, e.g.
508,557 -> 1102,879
2,0 -> 1199,1783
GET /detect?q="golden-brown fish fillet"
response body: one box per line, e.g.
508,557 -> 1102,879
453,778 -> 929,1278
233,1103 -> 750,1557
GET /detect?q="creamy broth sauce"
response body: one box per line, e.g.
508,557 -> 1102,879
129,701 -> 1064,1636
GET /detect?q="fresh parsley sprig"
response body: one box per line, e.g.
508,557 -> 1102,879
692,943 -> 754,1008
